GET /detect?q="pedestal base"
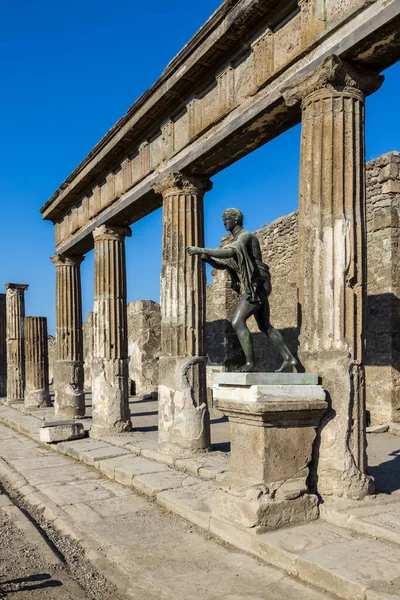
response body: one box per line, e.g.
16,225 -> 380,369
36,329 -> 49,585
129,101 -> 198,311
90,357 -> 131,437
25,389 -> 51,409
212,373 -> 327,531
54,360 -> 85,418
158,356 -> 210,452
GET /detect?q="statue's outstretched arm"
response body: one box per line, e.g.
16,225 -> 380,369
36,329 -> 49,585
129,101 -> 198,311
187,245 -> 236,259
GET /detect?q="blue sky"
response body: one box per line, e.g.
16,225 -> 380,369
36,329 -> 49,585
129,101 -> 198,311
0,1 -> 399,334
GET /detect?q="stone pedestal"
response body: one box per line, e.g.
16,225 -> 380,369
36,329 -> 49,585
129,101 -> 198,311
5,283 -> 29,403
24,317 -> 51,408
212,373 -> 327,532
0,295 -> 6,397
282,55 -> 383,499
90,225 -> 132,438
51,254 -> 85,418
153,173 -> 212,452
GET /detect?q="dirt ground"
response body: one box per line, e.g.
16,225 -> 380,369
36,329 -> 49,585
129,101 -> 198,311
0,489 -> 119,600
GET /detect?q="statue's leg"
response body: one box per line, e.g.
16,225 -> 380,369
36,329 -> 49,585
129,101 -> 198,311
231,296 -> 259,372
254,301 -> 298,373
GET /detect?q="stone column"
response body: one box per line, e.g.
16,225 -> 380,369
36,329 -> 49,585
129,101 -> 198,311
0,295 -> 6,397
90,225 -> 132,437
24,317 -> 51,408
5,284 -> 29,403
51,254 -> 85,418
283,55 -> 383,499
153,173 -> 212,451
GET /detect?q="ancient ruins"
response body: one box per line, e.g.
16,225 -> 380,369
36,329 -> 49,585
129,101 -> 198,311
1,0 -> 400,534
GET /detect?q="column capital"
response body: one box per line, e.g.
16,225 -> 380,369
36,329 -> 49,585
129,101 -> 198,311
50,254 -> 85,267
92,224 -> 132,242
153,172 -> 213,197
5,283 -> 29,292
281,55 -> 383,107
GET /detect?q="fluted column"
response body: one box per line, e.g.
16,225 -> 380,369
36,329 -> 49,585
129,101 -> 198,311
90,225 -> 132,437
5,283 -> 28,403
24,317 -> 51,408
283,55 -> 383,499
0,295 -> 6,397
51,254 -> 85,418
153,173 -> 212,451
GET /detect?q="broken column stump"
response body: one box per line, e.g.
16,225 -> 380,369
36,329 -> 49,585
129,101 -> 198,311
211,373 -> 327,532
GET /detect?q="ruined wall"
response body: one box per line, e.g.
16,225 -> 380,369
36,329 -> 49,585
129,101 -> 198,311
83,312 -> 93,390
48,335 -> 56,385
365,152 -> 400,424
127,300 -> 161,397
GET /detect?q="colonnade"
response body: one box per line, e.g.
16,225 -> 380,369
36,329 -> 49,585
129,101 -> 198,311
18,54 -> 380,498
0,285 -> 52,408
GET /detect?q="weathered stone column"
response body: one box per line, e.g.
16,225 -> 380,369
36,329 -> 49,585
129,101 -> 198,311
283,55 -> 383,499
90,225 -> 132,437
51,254 -> 85,418
5,284 -> 29,403
153,173 -> 212,451
24,317 -> 51,408
0,295 -> 6,397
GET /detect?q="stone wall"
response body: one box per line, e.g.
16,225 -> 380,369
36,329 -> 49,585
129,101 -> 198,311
127,300 -> 161,397
365,152 -> 400,423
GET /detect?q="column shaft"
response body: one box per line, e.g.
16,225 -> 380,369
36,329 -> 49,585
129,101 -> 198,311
283,55 -> 383,499
51,254 -> 85,418
90,225 -> 132,437
24,317 -> 51,408
154,173 -> 212,451
0,295 -> 6,397
5,284 -> 28,403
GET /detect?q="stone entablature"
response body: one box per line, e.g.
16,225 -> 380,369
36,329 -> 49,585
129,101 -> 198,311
40,0 -> 399,255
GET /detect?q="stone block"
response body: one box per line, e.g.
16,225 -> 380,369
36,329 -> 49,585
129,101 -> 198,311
212,377 -> 326,531
366,424 -> 389,434
39,422 -> 85,443
214,372 -> 319,386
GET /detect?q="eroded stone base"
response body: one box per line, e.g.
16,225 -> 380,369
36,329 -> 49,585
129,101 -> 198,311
304,351 -> 374,500
90,357 -> 131,438
158,356 -> 210,452
213,488 -> 319,532
25,389 -> 51,409
54,360 -> 85,418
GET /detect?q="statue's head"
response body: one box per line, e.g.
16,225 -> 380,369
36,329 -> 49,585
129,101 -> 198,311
222,208 -> 243,231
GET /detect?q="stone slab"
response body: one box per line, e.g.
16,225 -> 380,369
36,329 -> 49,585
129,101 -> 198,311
214,372 -> 319,386
366,424 -> 389,434
389,422 -> 400,436
131,470 -> 199,497
157,482 -> 214,530
98,455 -> 169,482
39,422 -> 85,443
78,445 -> 130,466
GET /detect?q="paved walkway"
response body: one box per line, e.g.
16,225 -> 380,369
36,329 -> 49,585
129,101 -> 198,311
0,423 -> 337,600
1,399 -> 400,599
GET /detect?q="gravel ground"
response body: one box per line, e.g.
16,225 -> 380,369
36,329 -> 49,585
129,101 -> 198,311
0,487 -> 121,600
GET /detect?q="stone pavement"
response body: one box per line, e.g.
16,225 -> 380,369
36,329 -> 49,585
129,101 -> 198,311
1,399 -> 400,599
0,423 -> 337,600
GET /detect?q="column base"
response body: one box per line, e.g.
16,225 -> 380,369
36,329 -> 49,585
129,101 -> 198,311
158,356 -> 210,452
90,357 -> 131,438
25,389 -> 51,409
54,360 -> 85,419
301,350 -> 374,500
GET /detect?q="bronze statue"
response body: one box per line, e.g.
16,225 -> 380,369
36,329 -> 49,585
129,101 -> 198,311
186,208 -> 298,373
